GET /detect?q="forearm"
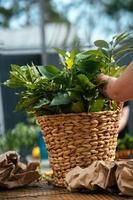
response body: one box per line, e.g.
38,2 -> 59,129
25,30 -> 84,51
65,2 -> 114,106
118,106 -> 129,133
106,61 -> 133,101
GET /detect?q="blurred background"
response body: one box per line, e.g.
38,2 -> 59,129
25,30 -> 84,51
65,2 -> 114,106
0,0 -> 133,162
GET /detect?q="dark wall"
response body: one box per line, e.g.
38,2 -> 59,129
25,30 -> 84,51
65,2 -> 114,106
0,53 -> 58,131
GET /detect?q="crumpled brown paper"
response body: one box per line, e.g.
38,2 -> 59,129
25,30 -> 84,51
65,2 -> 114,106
115,160 -> 133,196
0,151 -> 40,189
65,160 -> 133,196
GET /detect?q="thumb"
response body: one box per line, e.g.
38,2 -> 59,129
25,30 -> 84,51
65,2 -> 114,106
96,73 -> 110,82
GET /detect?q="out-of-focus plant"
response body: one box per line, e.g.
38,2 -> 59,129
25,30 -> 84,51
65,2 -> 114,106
0,120 -> 39,153
117,134 -> 133,150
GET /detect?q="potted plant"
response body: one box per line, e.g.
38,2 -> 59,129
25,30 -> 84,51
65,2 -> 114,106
4,32 -> 132,187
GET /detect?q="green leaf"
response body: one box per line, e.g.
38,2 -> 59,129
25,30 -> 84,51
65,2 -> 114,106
75,52 -> 91,62
37,65 -> 60,78
113,32 -> 130,44
54,48 -> 67,57
77,74 -> 95,89
89,99 -> 105,112
110,101 -> 118,110
94,40 -> 109,49
113,47 -> 133,59
102,66 -> 126,77
26,64 -> 40,82
75,52 -> 102,74
70,101 -> 84,113
33,98 -> 50,109
70,49 -> 78,59
11,64 -> 29,81
4,79 -> 25,88
69,85 -> 83,93
68,91 -> 82,101
15,92 -> 38,111
50,93 -> 70,106
54,48 -> 68,66
3,64 -> 40,89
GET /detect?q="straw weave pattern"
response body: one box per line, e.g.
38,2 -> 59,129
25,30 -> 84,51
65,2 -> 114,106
37,110 -> 121,187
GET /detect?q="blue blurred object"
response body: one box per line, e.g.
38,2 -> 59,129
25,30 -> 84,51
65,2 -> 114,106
129,154 -> 133,159
38,131 -> 48,160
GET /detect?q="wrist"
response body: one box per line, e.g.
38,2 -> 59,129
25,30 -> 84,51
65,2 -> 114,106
106,77 -> 117,100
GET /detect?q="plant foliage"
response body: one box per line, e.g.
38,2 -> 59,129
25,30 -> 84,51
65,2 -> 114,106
117,134 -> 133,150
4,32 -> 133,115
0,119 -> 39,153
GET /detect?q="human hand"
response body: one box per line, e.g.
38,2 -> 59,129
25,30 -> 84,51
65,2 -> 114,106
97,73 -> 123,109
97,73 -> 117,83
97,73 -> 117,99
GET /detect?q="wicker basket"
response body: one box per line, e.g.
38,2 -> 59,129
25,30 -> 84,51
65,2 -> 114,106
37,110 -> 121,187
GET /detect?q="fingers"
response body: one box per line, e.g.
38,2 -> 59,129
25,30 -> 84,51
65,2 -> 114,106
96,74 -> 117,99
96,73 -> 110,82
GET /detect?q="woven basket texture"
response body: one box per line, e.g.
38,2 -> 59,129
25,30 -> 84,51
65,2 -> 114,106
37,110 -> 121,187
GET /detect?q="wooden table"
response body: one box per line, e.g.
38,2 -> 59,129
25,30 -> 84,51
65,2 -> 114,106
0,181 -> 132,200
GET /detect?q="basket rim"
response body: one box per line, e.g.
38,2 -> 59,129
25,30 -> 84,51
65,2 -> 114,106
36,110 -> 120,119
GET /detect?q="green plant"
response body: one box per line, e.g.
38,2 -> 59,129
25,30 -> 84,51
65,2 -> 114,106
117,134 -> 133,150
0,119 -> 39,153
4,32 -> 133,115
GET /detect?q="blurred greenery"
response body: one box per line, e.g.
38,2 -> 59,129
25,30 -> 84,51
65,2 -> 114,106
0,0 -> 69,27
117,134 -> 133,150
101,0 -> 133,17
0,116 -> 40,153
1,0 -> 133,30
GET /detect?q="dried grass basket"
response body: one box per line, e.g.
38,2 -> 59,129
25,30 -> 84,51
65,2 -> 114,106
37,109 -> 121,187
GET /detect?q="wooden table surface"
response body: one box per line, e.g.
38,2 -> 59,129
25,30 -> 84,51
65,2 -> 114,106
0,181 -> 132,200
